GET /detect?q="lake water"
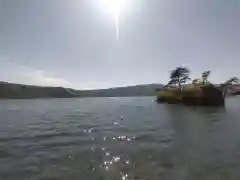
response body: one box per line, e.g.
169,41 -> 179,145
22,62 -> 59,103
0,97 -> 240,180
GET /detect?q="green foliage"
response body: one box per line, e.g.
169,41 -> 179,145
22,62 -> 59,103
168,67 -> 190,89
224,77 -> 239,85
202,70 -> 211,84
166,79 -> 177,87
192,79 -> 201,84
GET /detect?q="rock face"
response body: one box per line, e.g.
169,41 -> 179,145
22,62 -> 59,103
156,85 -> 225,106
182,86 -> 224,106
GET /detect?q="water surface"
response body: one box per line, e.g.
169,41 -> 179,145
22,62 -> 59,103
0,97 -> 240,180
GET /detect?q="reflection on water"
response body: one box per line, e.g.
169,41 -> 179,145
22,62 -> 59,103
0,97 -> 240,180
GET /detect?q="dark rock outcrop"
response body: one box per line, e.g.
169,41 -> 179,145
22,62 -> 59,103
182,86 -> 224,106
157,85 -> 225,106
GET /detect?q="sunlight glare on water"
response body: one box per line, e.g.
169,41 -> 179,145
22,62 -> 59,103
0,97 -> 240,180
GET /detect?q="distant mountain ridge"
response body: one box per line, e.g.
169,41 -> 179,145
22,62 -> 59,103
0,81 -> 78,99
78,84 -> 164,97
0,82 -> 163,99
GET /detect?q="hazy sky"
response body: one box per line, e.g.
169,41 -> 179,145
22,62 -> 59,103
0,0 -> 239,89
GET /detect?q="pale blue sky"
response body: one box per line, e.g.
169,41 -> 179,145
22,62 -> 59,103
0,0 -> 239,89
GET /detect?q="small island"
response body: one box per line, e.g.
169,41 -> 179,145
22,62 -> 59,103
156,67 -> 239,106
0,70 -> 239,100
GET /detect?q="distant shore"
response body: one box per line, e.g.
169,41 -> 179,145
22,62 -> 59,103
0,81 -> 163,99
1,81 -> 239,99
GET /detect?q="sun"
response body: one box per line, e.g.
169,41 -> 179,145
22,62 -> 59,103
98,0 -> 129,40
100,0 -> 128,16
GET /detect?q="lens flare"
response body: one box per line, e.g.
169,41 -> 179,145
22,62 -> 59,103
99,0 -> 129,40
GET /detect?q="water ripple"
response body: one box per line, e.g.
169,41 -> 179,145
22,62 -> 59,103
0,97 -> 240,180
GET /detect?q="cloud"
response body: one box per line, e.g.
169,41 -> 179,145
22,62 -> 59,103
0,58 -> 127,90
0,58 -> 74,88
18,66 -> 72,87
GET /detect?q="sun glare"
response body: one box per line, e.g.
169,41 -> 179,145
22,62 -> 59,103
98,0 -> 130,40
100,0 -> 128,16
